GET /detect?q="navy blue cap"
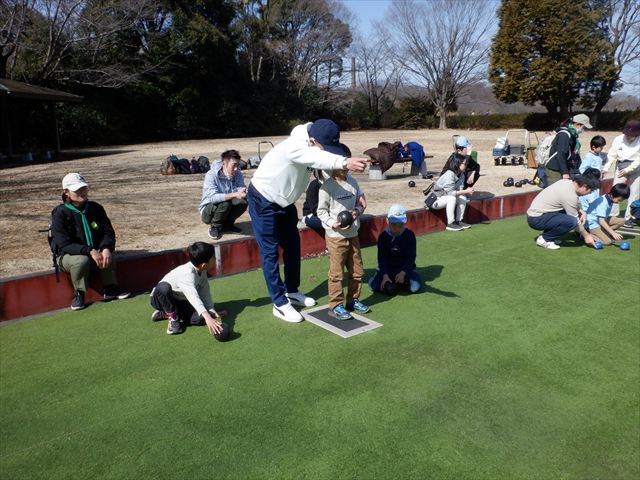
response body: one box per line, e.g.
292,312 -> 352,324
308,119 -> 346,156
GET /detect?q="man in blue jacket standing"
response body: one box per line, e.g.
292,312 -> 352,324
248,119 -> 368,323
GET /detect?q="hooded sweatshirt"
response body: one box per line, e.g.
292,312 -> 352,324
250,123 -> 347,207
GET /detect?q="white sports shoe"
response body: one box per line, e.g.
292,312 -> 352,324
272,302 -> 304,323
286,291 -> 317,307
536,235 -> 560,250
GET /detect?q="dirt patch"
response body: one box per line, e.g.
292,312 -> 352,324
0,128 -> 619,278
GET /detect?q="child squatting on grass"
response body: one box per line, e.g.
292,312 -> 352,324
150,242 -> 225,336
50,173 -> 131,311
368,204 -> 422,295
585,183 -> 631,246
317,156 -> 370,320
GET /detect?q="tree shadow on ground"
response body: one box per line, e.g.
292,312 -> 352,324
0,149 -> 136,170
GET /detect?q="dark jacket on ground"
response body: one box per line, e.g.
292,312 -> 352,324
547,127 -> 578,175
377,228 -> 417,277
50,201 -> 116,256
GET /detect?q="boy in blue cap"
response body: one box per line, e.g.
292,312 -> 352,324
368,204 -> 422,295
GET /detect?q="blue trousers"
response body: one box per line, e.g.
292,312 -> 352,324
527,212 -> 578,241
368,269 -> 422,294
248,183 -> 301,307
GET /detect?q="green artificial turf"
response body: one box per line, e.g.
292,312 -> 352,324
1,216 -> 639,479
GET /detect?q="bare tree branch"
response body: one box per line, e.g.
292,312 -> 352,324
389,0 -> 495,128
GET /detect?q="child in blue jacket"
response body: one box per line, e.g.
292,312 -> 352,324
368,204 -> 422,295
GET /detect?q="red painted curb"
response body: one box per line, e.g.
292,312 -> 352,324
0,182 -> 613,321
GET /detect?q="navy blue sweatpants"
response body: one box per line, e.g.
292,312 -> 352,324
248,183 -> 301,307
527,211 -> 578,242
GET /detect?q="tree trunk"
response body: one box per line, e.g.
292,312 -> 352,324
438,111 -> 447,129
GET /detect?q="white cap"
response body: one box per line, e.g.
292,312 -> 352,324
62,173 -> 88,191
571,114 -> 592,129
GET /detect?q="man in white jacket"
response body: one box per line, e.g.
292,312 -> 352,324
248,119 -> 367,323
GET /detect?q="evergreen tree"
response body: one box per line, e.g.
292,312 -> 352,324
489,0 -> 617,122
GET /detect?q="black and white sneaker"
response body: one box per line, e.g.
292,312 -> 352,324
166,318 -> 183,335
103,285 -> 131,301
151,310 -> 167,322
71,290 -> 85,310
446,223 -> 463,231
457,221 -> 472,229
208,226 -> 222,240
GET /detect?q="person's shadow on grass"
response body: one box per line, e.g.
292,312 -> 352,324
418,265 -> 459,298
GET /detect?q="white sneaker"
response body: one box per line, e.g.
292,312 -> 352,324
272,302 -> 304,323
286,291 -> 317,307
536,235 -> 560,250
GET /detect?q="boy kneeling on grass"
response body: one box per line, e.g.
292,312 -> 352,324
585,183 -> 630,246
368,204 -> 422,295
150,242 -> 225,335
317,160 -> 370,320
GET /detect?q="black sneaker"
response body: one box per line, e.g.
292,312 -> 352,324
457,221 -> 472,229
446,223 -> 463,231
71,290 -> 85,310
103,285 -> 131,301
166,318 -> 183,335
623,219 -> 635,228
208,226 -> 222,240
224,225 -> 243,233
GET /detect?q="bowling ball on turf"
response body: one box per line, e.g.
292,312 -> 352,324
214,322 -> 231,342
594,240 -> 603,249
620,241 -> 630,251
337,210 -> 354,228
382,282 -> 397,295
408,180 -> 416,188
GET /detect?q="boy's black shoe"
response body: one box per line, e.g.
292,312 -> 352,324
71,290 -> 85,310
166,318 -> 183,335
208,226 -> 222,240
224,225 -> 243,233
103,285 -> 131,301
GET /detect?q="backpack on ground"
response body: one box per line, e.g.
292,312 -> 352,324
190,158 -> 202,174
535,129 -> 571,166
197,156 -> 210,172
160,155 -> 178,175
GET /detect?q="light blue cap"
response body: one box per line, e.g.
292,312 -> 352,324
387,204 -> 407,223
455,136 -> 471,148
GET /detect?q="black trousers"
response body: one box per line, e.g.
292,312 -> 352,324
150,282 -> 199,322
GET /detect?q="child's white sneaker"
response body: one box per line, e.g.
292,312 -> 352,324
536,235 -> 560,250
272,302 -> 304,323
286,291 -> 316,307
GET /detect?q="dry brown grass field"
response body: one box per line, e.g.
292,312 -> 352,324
0,128 -> 620,278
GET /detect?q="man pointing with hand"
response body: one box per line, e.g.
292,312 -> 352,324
248,119 -> 368,323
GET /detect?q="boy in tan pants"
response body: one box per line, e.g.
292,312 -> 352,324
317,160 -> 369,320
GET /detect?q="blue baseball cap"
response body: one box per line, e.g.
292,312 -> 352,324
387,204 -> 407,223
308,119 -> 346,156
455,136 -> 471,148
